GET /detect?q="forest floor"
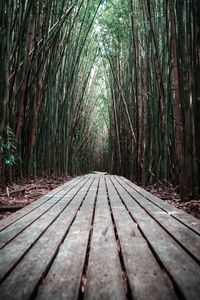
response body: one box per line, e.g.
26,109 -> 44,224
0,176 -> 73,220
146,185 -> 200,220
0,177 -> 199,220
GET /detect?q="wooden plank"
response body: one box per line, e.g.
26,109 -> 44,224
0,177 -> 86,249
84,177 -> 126,300
112,176 -> 200,300
106,176 -> 177,300
0,173 -> 199,300
120,176 -> 200,235
0,176 -> 84,232
0,176 -> 92,283
115,177 -> 200,263
36,177 -> 99,300
0,176 -> 94,300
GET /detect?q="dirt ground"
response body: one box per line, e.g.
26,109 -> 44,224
146,185 -> 200,220
0,177 -> 199,220
0,176 -> 73,220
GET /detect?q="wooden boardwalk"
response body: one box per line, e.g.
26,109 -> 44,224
0,174 -> 200,300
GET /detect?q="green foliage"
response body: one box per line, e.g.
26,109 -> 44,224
0,127 -> 17,167
96,0 -> 129,51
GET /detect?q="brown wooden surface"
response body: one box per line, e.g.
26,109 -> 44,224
0,174 -> 200,300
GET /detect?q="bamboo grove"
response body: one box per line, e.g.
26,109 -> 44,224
0,0 -> 200,200
99,0 -> 200,200
0,0 -> 105,180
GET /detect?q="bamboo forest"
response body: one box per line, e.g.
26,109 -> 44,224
0,0 -> 200,202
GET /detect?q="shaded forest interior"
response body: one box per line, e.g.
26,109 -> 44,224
0,0 -> 200,201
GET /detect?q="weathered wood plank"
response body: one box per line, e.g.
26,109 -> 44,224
35,177 -> 99,300
106,176 -> 177,300
0,177 -> 86,249
115,177 -> 200,263
0,176 -> 94,300
0,176 -> 84,232
84,176 -> 126,300
120,176 -> 200,235
0,176 -> 92,283
0,173 -> 199,300
112,176 -> 200,300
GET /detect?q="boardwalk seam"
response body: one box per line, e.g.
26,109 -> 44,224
115,176 -> 200,265
77,177 -> 100,300
111,176 -> 186,300
0,176 -> 86,233
0,177 -> 88,249
119,176 -> 200,236
105,176 -> 134,300
0,176 -> 93,284
28,177 -> 95,300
